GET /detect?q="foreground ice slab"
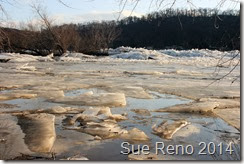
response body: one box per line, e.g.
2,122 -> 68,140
51,91 -> 126,107
17,113 -> 56,153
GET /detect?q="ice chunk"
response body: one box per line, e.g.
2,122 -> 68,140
45,106 -> 73,114
37,55 -> 54,62
71,119 -> 127,139
17,113 -> 56,153
63,106 -> 128,139
61,52 -> 95,59
105,86 -> 152,99
152,120 -> 189,139
154,101 -> 219,114
16,63 -> 36,71
66,107 -> 127,126
0,93 -> 37,101
52,92 -> 126,107
58,57 -> 81,62
172,124 -> 200,138
35,90 -> 65,99
120,128 -> 149,141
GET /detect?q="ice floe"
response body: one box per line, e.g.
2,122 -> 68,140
17,113 -> 56,153
51,91 -> 126,107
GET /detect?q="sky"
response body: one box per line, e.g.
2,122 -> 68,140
1,0 -> 241,27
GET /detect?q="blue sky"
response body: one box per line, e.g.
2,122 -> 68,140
2,0 -> 240,26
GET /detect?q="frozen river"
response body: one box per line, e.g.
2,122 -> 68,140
0,47 -> 240,160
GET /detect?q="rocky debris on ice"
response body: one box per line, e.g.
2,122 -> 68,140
152,120 -> 189,139
51,91 -> 126,107
17,113 -> 56,153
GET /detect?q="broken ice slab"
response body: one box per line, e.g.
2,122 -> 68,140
17,113 -> 56,153
154,101 -> 219,114
66,119 -> 127,139
16,63 -> 36,72
63,106 -> 127,125
104,86 -> 153,99
152,120 -> 189,139
44,106 -> 85,114
154,97 -> 240,114
0,93 -> 37,101
119,128 -> 150,141
51,91 -> 126,107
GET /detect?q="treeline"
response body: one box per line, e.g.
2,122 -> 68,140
114,8 -> 240,50
0,21 -> 119,56
0,8 -> 240,56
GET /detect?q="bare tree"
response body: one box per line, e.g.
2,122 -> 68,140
30,3 -> 81,56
